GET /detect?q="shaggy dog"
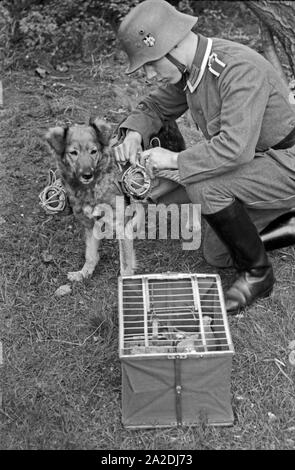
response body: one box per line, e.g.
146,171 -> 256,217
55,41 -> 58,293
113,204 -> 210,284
46,118 -> 185,281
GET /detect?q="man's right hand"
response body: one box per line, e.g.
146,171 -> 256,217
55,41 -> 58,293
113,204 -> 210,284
113,130 -> 142,166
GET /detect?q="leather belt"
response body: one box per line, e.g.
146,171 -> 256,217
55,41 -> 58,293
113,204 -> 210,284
272,126 -> 295,150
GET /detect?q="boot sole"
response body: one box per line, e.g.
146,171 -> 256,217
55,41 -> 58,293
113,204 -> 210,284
227,285 -> 274,316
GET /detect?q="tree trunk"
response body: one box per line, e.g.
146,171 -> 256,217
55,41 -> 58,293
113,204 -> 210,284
244,1 -> 295,78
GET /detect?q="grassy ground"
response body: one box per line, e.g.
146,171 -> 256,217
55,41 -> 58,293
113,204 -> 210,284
1,7 -> 295,451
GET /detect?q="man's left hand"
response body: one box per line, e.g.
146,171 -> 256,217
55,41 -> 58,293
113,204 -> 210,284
140,147 -> 179,178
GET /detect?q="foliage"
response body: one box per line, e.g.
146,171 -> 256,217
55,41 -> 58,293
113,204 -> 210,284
0,3 -> 14,67
0,0 -> 142,67
1,61 -> 295,449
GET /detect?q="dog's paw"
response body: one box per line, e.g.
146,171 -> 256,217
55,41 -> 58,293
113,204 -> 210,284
67,270 -> 85,282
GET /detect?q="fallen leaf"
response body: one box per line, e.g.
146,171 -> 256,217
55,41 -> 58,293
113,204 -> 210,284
54,284 -> 72,297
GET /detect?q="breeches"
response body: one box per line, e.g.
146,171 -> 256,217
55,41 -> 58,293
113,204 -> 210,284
155,153 -> 295,267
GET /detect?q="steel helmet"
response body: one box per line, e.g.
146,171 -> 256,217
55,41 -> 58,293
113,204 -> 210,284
117,0 -> 198,74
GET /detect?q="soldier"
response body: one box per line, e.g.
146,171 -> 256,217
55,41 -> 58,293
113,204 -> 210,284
114,0 -> 295,315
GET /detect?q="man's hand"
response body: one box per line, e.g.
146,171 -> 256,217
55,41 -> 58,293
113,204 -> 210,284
140,147 -> 179,178
113,130 -> 142,166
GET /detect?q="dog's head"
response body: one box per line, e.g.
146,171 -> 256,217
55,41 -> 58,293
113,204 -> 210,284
46,118 -> 112,185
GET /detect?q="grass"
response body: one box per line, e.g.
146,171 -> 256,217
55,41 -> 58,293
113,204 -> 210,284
1,8 -> 295,450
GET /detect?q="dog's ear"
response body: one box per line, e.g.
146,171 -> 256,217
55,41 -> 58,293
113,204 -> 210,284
46,127 -> 68,155
89,118 -> 112,147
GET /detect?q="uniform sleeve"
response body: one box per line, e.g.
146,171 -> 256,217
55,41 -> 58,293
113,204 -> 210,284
178,61 -> 272,184
119,82 -> 188,149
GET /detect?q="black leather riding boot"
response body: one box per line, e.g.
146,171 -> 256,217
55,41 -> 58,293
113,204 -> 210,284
260,210 -> 295,251
204,200 -> 275,315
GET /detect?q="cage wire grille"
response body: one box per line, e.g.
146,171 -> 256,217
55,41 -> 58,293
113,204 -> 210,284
119,273 -> 234,358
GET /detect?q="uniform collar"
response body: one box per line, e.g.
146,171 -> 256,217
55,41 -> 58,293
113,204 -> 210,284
186,34 -> 212,93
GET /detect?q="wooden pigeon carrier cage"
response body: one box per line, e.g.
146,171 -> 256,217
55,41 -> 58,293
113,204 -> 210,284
118,272 -> 235,428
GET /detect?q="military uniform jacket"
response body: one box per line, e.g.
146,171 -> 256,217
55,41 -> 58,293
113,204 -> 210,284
120,34 -> 295,185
